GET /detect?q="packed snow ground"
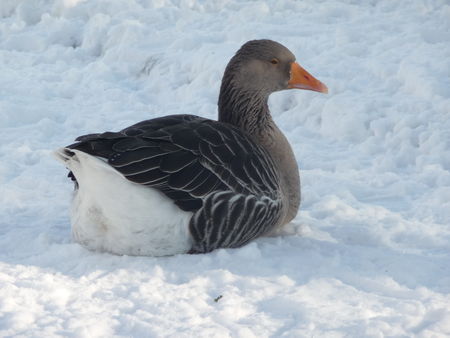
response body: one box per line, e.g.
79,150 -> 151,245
1,0 -> 449,336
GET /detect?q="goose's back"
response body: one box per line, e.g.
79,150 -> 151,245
65,114 -> 283,254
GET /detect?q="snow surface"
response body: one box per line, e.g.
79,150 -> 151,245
1,0 -> 450,336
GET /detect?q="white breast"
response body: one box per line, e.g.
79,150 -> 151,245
57,149 -> 193,256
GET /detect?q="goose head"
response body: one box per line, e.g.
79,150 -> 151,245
221,39 -> 328,96
218,39 -> 327,128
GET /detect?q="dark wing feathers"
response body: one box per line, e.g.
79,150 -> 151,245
114,156 -> 162,175
194,124 -> 224,146
126,169 -> 169,185
198,141 -> 221,164
171,128 -> 202,150
159,151 -> 197,173
167,161 -> 206,189
189,192 -> 281,253
68,114 -> 282,253
112,138 -> 157,151
109,148 -> 166,167
211,143 -> 235,163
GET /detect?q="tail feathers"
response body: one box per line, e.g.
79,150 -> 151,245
53,148 -> 79,188
53,147 -> 123,189
53,147 -> 77,165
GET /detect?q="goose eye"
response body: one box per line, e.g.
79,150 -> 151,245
270,58 -> 279,65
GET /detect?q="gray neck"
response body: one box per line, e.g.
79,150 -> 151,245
218,72 -> 301,225
218,81 -> 272,136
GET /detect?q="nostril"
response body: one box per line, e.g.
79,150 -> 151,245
304,75 -> 310,80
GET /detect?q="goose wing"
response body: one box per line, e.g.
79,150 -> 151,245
68,114 -> 283,252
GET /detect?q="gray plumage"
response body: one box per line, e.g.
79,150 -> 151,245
62,39 -> 304,254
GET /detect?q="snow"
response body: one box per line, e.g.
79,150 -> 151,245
0,0 -> 449,336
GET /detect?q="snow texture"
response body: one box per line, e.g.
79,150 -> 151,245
1,0 -> 449,336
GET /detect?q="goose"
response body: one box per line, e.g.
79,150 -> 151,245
54,39 -> 328,256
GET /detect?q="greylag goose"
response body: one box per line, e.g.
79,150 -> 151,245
54,39 -> 327,256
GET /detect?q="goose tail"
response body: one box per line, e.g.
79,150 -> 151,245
53,147 -> 77,166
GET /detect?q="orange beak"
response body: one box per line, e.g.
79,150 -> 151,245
288,62 -> 328,94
